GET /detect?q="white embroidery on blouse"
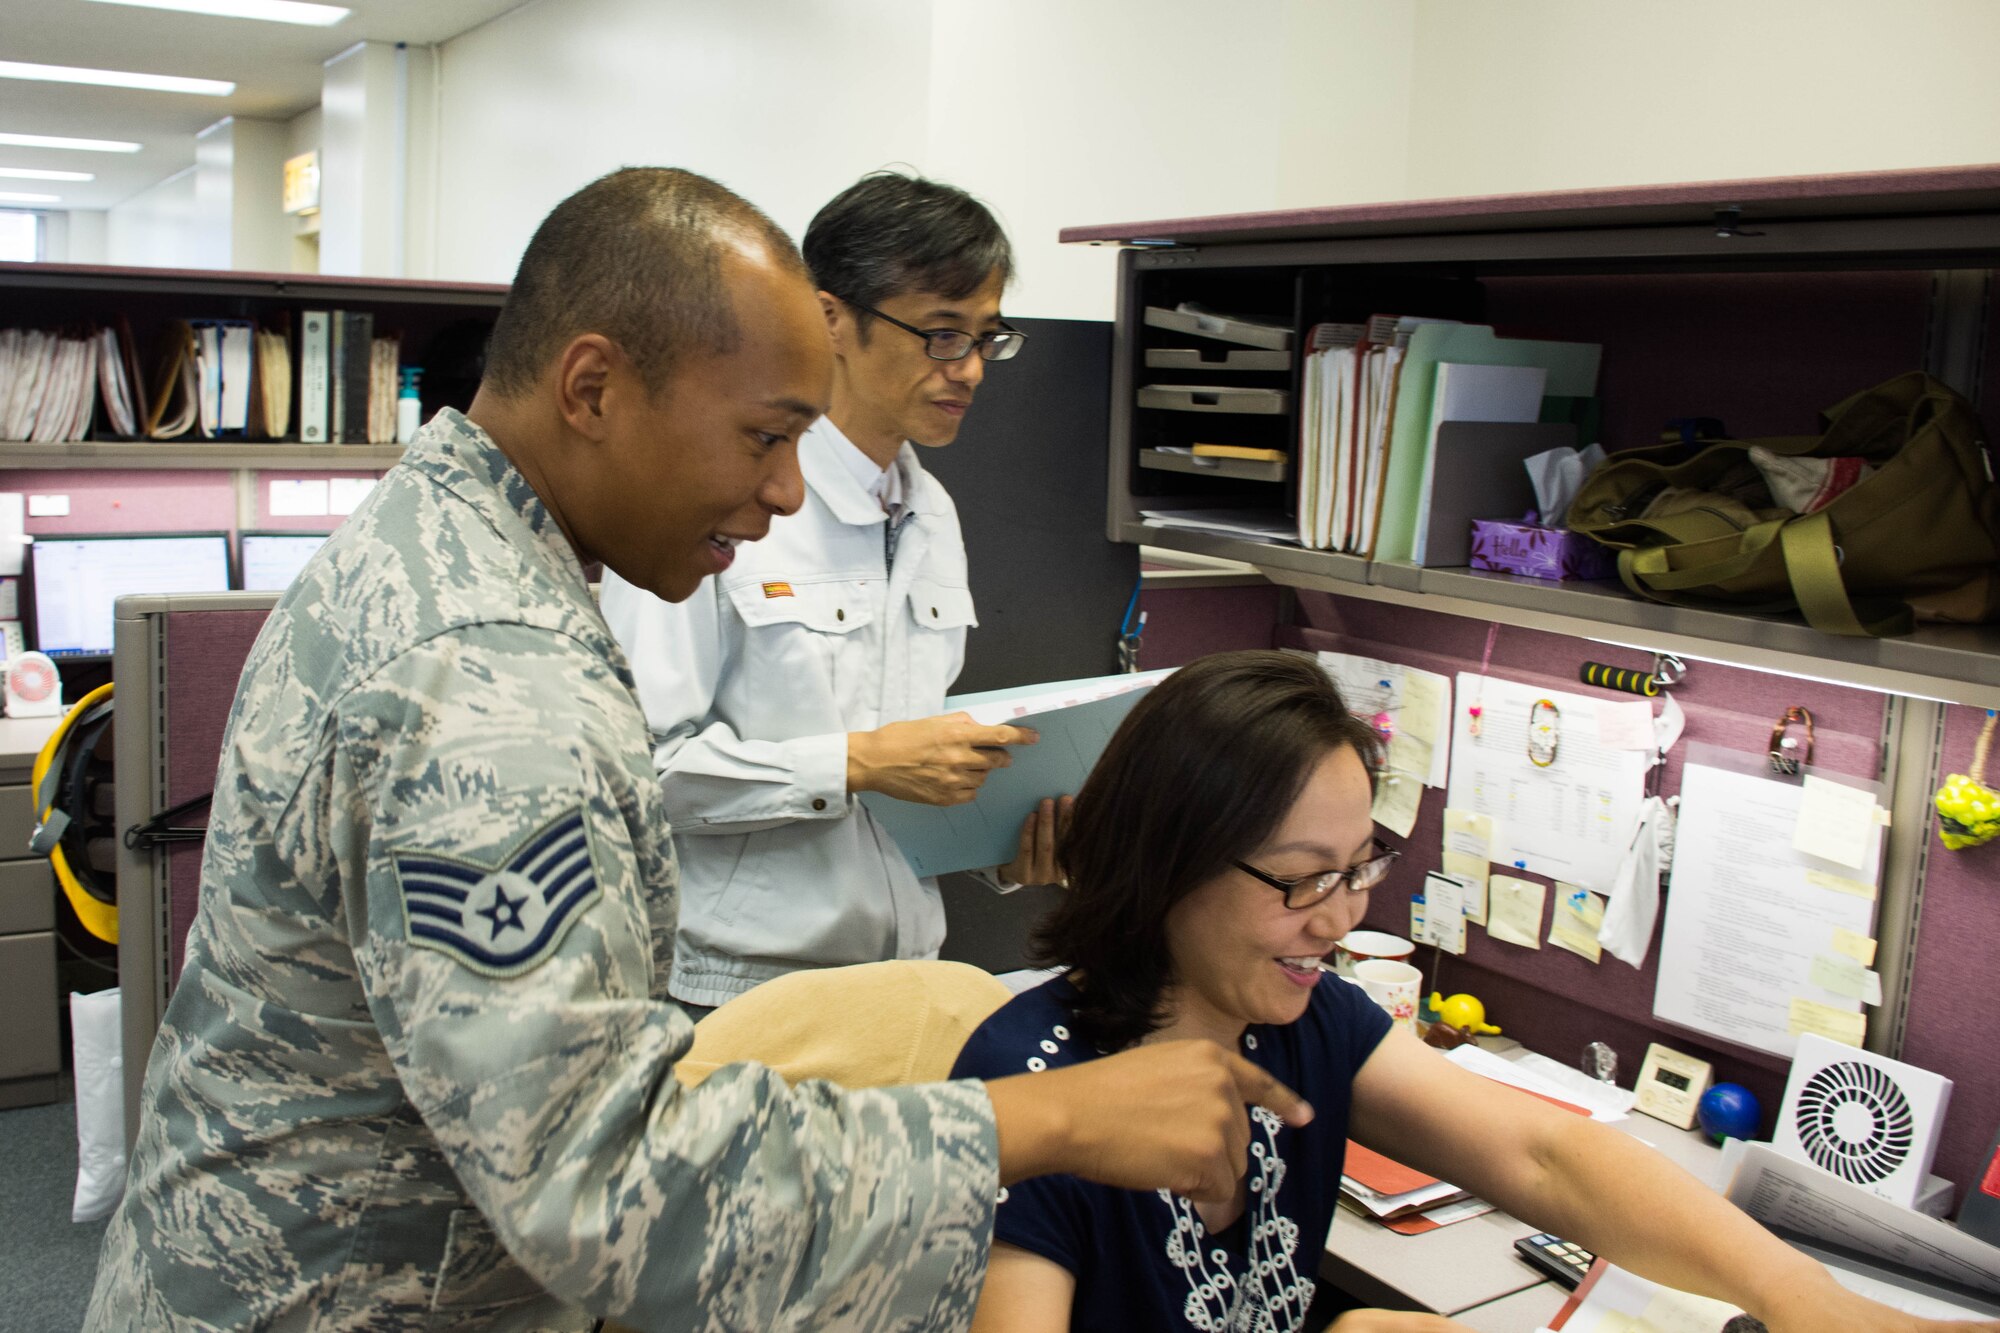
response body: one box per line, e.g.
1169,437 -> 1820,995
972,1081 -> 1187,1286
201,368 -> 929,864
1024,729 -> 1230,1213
1159,1107 -> 1312,1332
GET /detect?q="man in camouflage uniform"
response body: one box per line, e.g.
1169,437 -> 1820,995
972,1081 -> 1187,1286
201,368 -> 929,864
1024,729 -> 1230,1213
85,169 -> 1307,1331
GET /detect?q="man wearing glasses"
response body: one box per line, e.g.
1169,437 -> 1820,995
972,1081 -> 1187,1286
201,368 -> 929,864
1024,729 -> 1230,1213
601,171 -> 1061,1018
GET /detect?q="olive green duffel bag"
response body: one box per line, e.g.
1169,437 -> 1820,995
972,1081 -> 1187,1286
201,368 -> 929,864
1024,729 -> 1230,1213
1566,372 -> 2000,637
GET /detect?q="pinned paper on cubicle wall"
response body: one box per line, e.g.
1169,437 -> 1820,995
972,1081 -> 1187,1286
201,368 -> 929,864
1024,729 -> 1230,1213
1372,772 -> 1421,839
1654,744 -> 1880,1058
1795,775 -> 1888,871
1829,927 -> 1878,967
1487,875 -> 1545,949
1548,884 -> 1605,964
1440,807 -> 1497,925
1317,652 -> 1452,788
269,479 -> 330,517
1594,699 -> 1657,751
1420,871 -> 1471,954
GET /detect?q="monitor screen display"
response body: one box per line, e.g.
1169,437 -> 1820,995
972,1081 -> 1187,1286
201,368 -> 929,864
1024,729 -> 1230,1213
240,531 -> 329,593
30,533 -> 233,658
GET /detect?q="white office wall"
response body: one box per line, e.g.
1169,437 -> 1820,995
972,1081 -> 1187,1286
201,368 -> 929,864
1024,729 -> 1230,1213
63,209 -> 109,265
422,0 -> 2000,318
107,168 -> 208,269
1402,0 -> 2000,198
196,117 -> 292,272
431,0 -> 932,286
321,41 -> 405,275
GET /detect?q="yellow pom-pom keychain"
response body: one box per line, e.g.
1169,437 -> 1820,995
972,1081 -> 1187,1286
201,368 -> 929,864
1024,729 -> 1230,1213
1936,710 -> 2000,851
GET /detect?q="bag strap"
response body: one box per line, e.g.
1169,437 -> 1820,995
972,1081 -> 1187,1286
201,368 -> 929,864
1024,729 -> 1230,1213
1620,520 -> 1787,592
1777,510 -> 1914,638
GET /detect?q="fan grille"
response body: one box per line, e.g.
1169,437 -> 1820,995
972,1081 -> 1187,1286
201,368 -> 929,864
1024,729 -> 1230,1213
10,656 -> 55,701
1794,1060 -> 1914,1185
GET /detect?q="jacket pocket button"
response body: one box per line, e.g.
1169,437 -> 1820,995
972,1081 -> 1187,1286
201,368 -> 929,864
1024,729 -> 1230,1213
812,798 -> 827,811
835,609 -> 845,621
931,607 -> 939,618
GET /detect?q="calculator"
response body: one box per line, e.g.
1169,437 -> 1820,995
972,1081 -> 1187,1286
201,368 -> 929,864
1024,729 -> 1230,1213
1513,1232 -> 1595,1288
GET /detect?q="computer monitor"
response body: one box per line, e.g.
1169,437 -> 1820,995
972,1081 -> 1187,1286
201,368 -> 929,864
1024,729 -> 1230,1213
239,531 -> 330,593
29,533 -> 233,659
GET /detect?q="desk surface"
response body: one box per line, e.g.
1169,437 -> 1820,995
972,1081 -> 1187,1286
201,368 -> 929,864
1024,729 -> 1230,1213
1319,1045 -> 1725,1321
1453,1281 -> 1571,1333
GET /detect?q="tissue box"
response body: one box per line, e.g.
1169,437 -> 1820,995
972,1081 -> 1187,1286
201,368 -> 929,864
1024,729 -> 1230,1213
1468,519 -> 1617,581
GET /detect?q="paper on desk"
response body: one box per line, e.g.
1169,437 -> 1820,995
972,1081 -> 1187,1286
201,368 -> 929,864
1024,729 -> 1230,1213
1487,874 -> 1545,948
1727,1142 -> 2000,1299
1549,1263 -> 1744,1333
1794,775 -> 1886,871
1653,748 -> 1878,1058
1317,653 -> 1452,788
1446,673 -> 1651,892
861,669 -> 1171,878
1549,884 -> 1605,963
1442,807 -> 1497,924
1444,1043 -> 1630,1121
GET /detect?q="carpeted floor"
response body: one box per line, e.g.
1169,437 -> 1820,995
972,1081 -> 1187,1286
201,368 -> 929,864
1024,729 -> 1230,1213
0,1100 -> 107,1332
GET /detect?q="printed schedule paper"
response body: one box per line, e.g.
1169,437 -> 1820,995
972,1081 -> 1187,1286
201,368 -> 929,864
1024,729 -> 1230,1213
1652,745 -> 1882,1059
1445,673 -> 1650,892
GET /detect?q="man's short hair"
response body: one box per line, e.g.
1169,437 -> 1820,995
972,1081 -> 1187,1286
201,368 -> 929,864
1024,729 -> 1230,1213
803,171 -> 1012,328
483,167 -> 806,397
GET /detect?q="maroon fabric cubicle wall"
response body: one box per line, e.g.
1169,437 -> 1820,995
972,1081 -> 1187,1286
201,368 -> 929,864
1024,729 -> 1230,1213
160,608 -> 271,987
1134,581 -> 1999,1216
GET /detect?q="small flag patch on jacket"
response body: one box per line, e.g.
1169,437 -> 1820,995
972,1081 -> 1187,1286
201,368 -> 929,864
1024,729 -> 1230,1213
762,582 -> 794,598
394,809 -> 600,977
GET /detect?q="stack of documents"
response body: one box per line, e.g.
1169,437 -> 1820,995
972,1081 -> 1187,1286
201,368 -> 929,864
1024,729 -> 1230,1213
1138,508 -> 1299,544
1296,316 -> 1402,553
1339,1139 -> 1492,1234
0,327 -> 102,443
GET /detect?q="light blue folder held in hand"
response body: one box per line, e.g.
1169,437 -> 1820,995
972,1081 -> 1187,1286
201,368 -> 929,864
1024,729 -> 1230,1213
860,669 -> 1174,879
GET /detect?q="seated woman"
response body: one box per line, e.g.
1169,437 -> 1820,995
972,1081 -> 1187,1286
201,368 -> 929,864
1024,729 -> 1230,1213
953,650 -> 1992,1333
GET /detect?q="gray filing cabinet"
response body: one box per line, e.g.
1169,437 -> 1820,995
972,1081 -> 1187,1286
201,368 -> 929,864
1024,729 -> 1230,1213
0,714 -> 66,1108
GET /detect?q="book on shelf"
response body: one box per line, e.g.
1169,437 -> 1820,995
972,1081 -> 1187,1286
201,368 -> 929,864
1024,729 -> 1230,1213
330,310 -> 375,444
145,321 -> 200,441
299,310 -> 330,443
256,326 -> 292,440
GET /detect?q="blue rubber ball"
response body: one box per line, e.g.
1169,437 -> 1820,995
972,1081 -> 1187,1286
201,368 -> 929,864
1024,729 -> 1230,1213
1697,1082 -> 1761,1142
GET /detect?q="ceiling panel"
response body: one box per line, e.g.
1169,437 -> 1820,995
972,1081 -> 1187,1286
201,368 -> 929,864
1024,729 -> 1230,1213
0,0 -> 530,211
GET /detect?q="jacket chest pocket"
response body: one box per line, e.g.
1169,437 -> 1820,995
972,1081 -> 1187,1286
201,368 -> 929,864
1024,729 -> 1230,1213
725,579 -> 878,706
904,577 -> 977,704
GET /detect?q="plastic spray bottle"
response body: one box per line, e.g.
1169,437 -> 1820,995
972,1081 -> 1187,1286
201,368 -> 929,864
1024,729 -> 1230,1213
396,368 -> 423,445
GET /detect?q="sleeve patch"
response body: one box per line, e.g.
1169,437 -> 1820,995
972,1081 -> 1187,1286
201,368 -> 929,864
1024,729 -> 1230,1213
393,809 -> 602,978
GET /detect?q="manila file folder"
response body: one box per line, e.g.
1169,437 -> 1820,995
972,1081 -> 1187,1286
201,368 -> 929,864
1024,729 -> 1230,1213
859,670 -> 1171,879
1421,421 -> 1578,567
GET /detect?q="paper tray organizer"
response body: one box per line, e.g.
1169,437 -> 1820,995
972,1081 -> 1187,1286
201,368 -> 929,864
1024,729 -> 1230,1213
1143,305 -> 1294,352
1144,347 -> 1291,372
1136,385 -> 1289,415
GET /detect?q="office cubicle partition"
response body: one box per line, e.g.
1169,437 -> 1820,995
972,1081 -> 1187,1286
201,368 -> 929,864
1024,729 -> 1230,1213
112,591 -> 278,1139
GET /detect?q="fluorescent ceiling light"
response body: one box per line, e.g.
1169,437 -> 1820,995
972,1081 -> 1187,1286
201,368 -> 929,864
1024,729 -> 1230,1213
0,167 -> 94,182
83,0 -> 351,24
0,61 -> 235,97
0,192 -> 62,204
0,132 -> 142,154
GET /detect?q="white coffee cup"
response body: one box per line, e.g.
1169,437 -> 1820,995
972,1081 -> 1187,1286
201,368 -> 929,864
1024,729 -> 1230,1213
1353,959 -> 1423,1034
1334,930 -> 1416,978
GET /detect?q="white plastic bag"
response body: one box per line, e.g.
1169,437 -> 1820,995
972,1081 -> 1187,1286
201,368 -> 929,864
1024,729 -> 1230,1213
70,987 -> 126,1223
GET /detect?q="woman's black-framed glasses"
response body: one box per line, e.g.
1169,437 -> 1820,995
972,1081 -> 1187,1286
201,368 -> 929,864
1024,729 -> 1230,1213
1234,838 -> 1400,910
835,295 -> 1027,362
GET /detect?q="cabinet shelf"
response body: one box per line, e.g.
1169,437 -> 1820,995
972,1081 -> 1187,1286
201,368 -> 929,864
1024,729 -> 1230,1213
0,440 -> 402,471
1123,520 -> 2000,709
1137,448 -> 1287,483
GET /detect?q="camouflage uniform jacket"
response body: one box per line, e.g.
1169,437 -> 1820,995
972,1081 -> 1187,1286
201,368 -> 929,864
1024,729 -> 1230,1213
83,410 -> 999,1332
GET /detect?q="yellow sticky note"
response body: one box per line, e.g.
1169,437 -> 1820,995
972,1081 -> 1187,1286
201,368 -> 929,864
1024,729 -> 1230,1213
1806,869 -> 1878,901
1393,671 -> 1445,782
1548,884 -> 1605,964
1371,772 -> 1421,839
1830,927 -> 1878,967
1487,875 -> 1545,949
1440,806 -> 1497,925
1442,853 -> 1490,925
1793,775 -> 1881,871
1788,997 -> 1866,1047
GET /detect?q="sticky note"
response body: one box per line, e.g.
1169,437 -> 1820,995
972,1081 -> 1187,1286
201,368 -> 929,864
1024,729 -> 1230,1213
1395,670 -> 1446,788
270,478 -> 330,517
1440,807 -> 1496,925
1372,772 -> 1421,839
1806,869 -> 1878,901
1829,927 -> 1878,967
1548,884 -> 1604,963
1810,952 -> 1869,1001
1793,775 -> 1882,871
1423,872 -> 1468,954
1487,875 -> 1545,949
1594,699 -> 1656,750
1788,997 -> 1866,1048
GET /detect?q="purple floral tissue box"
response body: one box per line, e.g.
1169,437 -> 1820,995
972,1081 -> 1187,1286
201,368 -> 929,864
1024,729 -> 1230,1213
1468,519 -> 1617,581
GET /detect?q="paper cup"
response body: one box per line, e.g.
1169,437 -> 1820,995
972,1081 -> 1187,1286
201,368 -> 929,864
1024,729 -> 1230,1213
1354,959 -> 1423,1033
1334,930 -> 1416,977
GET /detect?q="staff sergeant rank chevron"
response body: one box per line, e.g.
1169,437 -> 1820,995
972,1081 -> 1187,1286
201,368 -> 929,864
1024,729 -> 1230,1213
395,809 -> 603,976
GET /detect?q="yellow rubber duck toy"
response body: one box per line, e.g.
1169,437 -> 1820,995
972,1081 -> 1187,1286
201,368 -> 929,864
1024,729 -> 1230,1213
1429,992 -> 1501,1036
